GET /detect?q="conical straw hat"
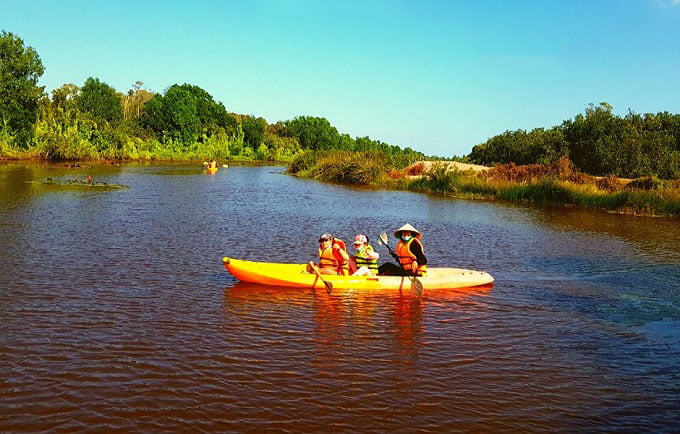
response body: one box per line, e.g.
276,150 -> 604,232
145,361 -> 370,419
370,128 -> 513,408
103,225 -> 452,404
393,223 -> 422,239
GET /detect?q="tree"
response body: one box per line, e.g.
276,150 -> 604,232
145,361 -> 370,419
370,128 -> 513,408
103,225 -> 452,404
468,127 -> 566,166
284,116 -> 341,150
122,81 -> 154,120
75,77 -> 123,123
139,85 -> 200,145
139,83 -> 236,145
52,83 -> 79,111
0,31 -> 45,147
242,115 -> 267,148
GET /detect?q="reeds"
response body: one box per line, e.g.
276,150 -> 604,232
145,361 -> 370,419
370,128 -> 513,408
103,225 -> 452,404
314,151 -> 387,185
407,160 -> 680,216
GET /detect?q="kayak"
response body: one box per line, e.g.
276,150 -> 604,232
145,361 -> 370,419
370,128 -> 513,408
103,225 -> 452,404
222,257 -> 494,291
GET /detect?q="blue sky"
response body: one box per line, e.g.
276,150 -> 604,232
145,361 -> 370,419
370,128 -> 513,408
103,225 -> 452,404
3,0 -> 680,156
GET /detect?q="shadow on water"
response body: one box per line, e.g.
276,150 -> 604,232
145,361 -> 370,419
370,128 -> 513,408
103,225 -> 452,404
536,206 -> 680,259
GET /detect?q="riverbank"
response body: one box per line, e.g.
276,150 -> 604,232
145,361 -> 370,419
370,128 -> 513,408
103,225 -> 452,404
287,152 -> 680,217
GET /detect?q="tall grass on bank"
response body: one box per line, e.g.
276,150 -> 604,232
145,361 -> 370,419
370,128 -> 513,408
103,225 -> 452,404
315,151 -> 387,185
407,162 -> 680,216
408,163 -> 499,197
2,113 -> 298,163
288,150 -> 390,185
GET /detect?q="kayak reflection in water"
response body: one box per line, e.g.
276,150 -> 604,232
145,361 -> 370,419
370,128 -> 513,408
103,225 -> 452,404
308,233 -> 350,275
378,223 -> 428,277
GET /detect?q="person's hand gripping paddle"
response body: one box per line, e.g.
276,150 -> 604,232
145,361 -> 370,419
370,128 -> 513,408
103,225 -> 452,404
308,261 -> 333,295
377,232 -> 424,297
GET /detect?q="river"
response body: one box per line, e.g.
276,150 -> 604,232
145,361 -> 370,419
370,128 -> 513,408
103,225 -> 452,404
1,163 -> 679,432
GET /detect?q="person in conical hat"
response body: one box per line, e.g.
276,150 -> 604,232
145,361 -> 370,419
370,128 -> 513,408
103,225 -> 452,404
393,223 -> 422,240
378,223 -> 427,276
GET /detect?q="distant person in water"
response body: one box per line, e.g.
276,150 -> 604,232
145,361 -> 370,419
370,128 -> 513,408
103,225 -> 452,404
378,223 -> 427,276
207,160 -> 218,170
350,234 -> 379,276
312,233 -> 350,275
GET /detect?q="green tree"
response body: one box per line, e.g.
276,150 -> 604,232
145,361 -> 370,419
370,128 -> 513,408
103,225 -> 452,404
469,127 -> 566,166
139,83 -> 236,145
122,81 -> 154,120
175,83 -> 236,135
242,115 -> 267,148
0,31 -> 45,147
157,85 -> 200,144
51,83 -> 79,111
75,77 -> 123,123
284,116 -> 341,150
562,102 -> 624,175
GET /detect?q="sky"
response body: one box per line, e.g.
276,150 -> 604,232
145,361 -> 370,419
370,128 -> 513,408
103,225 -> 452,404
2,0 -> 680,157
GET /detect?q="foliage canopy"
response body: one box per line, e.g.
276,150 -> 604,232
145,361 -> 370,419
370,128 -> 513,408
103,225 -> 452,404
0,30 -> 44,147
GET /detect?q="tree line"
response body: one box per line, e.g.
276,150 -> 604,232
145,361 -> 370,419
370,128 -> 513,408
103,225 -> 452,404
1,30 -> 422,164
468,102 -> 680,179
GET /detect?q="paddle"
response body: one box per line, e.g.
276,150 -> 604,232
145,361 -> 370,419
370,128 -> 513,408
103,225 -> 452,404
377,232 -> 424,297
308,261 -> 333,295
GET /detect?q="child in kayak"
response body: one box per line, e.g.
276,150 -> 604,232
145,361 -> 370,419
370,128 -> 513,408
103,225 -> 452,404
350,234 -> 379,276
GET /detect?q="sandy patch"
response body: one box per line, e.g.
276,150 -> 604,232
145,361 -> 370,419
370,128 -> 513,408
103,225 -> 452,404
405,160 -> 490,173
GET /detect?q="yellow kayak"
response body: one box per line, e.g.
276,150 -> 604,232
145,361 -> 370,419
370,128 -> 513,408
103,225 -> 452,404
222,257 -> 494,292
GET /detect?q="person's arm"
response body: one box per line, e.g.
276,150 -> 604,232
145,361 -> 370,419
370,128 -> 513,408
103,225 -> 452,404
333,241 -> 350,262
410,240 -> 427,265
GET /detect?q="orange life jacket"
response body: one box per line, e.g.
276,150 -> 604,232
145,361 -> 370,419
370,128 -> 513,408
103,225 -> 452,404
318,238 -> 349,275
396,237 -> 427,275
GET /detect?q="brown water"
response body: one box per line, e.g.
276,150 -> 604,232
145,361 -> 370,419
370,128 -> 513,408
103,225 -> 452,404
1,163 -> 679,432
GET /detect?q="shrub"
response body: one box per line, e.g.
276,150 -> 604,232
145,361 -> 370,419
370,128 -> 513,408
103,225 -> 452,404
287,150 -> 318,174
483,162 -> 551,183
314,151 -> 386,185
406,162 -> 427,176
596,175 -> 625,192
626,176 -> 663,191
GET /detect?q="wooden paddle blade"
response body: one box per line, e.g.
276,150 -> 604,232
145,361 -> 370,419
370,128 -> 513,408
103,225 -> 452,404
411,277 -> 424,297
379,232 -> 389,245
309,261 -> 333,294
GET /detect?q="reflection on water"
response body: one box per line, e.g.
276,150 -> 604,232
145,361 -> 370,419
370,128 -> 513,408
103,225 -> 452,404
1,163 -> 679,431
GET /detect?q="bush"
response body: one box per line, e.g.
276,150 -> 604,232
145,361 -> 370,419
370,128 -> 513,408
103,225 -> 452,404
626,176 -> 663,191
483,162 -> 551,183
287,150 -> 318,174
314,151 -> 386,185
406,162 -> 427,176
596,175 -> 625,192
482,157 -> 593,184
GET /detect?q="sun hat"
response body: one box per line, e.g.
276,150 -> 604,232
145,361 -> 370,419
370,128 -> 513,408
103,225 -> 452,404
318,233 -> 333,242
353,234 -> 368,245
393,223 -> 422,239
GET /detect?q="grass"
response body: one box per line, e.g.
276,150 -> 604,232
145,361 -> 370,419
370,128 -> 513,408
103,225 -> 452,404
288,150 -> 389,185
388,159 -> 680,217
